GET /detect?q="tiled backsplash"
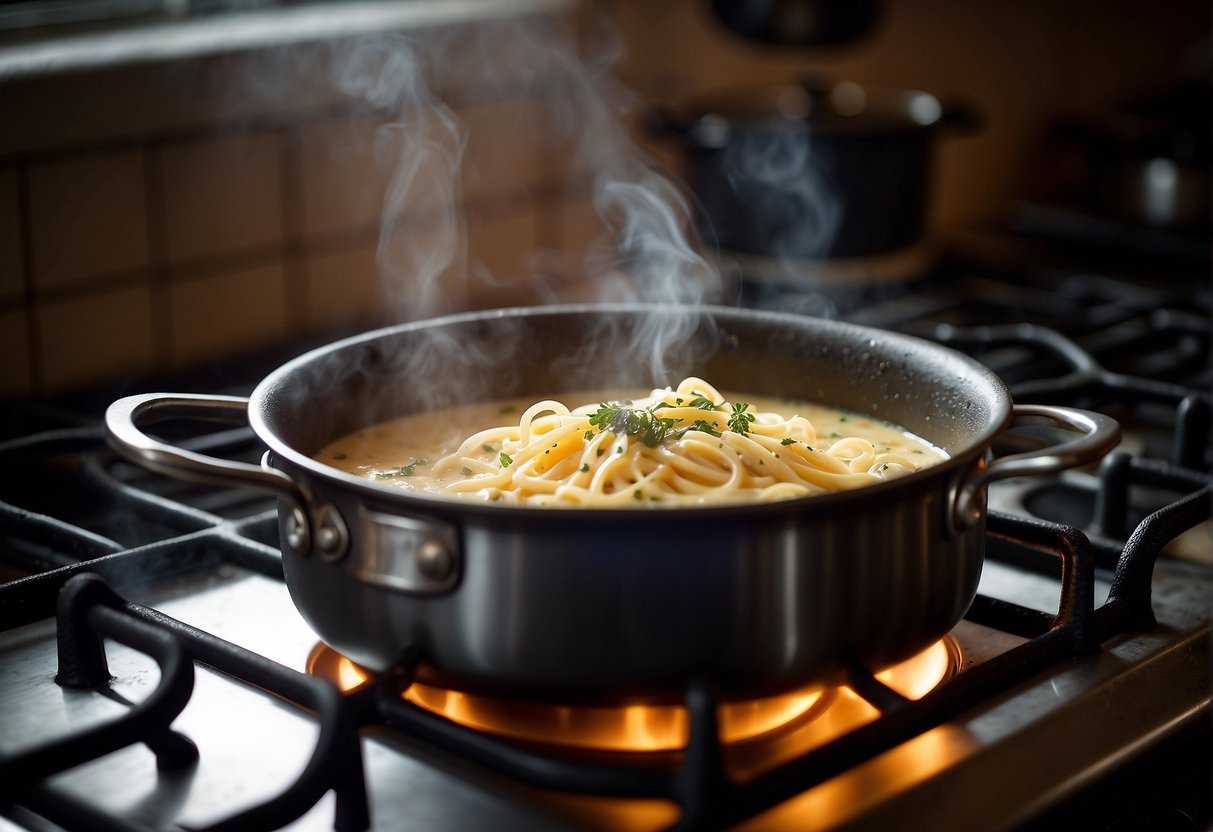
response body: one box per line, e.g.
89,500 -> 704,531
1,0 -> 1206,398
0,14 -> 605,398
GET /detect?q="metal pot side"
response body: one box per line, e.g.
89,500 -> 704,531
254,305 -> 1005,696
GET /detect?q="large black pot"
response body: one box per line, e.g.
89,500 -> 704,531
653,80 -> 979,259
106,305 -> 1116,698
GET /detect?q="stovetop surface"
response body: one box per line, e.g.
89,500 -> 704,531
1,233 -> 1210,831
0,499 -> 1207,831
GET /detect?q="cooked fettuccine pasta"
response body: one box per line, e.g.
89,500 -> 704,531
317,378 -> 946,507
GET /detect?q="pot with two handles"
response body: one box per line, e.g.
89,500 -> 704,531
106,305 -> 1117,699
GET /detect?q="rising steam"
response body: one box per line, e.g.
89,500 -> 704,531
332,33 -> 467,316
327,10 -> 722,383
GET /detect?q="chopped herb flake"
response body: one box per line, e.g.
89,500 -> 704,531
460,466 -> 473,476
499,452 -> 513,467
371,458 -> 428,479
780,437 -> 797,445
580,463 -> 590,473
482,443 -> 495,453
685,419 -> 722,438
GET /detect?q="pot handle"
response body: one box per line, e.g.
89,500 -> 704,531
105,394 -> 313,551
952,404 -> 1120,532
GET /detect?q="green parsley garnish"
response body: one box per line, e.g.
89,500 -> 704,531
499,452 -> 513,467
581,397 -> 751,446
482,443 -> 495,453
580,463 -> 590,473
372,458 -> 428,479
728,402 -> 755,435
460,466 -> 473,476
588,402 -> 678,447
780,437 -> 797,445
397,458 -> 427,476
686,419 -> 722,437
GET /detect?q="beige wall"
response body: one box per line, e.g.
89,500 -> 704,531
0,0 -> 1207,398
614,0 -> 1209,230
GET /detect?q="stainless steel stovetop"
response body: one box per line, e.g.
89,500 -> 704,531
1,238 -> 1210,831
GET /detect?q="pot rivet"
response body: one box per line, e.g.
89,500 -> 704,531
285,508 -> 309,555
417,539 -> 453,581
317,526 -> 339,552
315,504 -> 349,563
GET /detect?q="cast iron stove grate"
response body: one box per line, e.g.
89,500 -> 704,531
0,318 -> 1208,831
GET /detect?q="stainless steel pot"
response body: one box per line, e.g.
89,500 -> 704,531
106,305 -> 1118,698
651,80 -> 980,259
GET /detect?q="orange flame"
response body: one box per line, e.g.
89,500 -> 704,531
308,638 -> 957,755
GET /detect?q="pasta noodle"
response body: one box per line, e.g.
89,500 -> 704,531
316,378 -> 948,507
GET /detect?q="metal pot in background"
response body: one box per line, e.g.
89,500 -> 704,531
651,79 -> 980,261
708,0 -> 881,46
1058,83 -> 1210,231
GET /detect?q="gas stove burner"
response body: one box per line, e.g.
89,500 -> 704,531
306,639 -> 959,755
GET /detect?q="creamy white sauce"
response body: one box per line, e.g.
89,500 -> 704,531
316,388 -> 947,504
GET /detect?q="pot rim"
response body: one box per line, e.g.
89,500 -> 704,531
676,80 -> 949,136
248,303 -> 1013,522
